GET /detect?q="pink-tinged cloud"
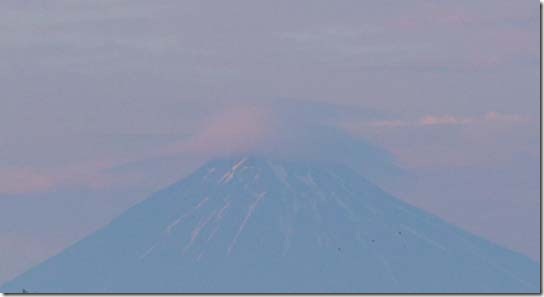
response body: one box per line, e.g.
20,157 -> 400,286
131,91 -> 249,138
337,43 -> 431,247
341,111 -> 535,169
418,115 -> 472,126
354,112 -> 531,131
1,108 -> 532,196
163,106 -> 276,157
0,168 -> 55,195
367,120 -> 407,128
0,107 -> 278,195
0,160 -> 148,195
484,111 -> 529,124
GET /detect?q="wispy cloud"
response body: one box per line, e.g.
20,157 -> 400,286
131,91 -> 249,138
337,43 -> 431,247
356,111 -> 530,129
0,168 -> 55,195
0,108 -> 532,196
0,160 -> 146,196
483,111 -> 529,123
418,115 -> 473,126
166,106 -> 275,157
0,102 -> 385,195
341,110 -> 536,170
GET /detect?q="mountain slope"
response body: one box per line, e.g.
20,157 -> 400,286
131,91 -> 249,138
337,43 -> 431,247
1,156 -> 539,293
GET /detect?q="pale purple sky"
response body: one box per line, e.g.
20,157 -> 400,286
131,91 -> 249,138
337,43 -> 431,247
0,0 -> 539,284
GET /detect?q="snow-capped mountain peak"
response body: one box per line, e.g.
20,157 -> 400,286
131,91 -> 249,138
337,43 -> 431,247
1,156 -> 539,293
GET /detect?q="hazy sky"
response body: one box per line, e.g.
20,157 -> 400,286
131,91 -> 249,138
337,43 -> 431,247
0,0 -> 539,284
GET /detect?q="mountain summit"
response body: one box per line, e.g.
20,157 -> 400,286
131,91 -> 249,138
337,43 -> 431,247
1,156 -> 539,293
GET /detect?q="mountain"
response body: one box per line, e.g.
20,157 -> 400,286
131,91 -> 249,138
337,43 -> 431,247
1,156 -> 539,293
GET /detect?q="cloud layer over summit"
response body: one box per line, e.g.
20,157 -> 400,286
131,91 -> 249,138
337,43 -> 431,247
0,0 -> 539,285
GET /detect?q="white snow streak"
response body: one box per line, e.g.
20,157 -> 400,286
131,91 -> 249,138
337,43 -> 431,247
203,168 -> 216,180
458,237 -> 536,290
207,224 -> 221,242
269,162 -> 291,188
232,157 -> 248,171
165,197 -> 209,234
216,200 -> 231,221
280,215 -> 293,255
228,191 -> 267,254
183,209 -> 217,253
218,157 -> 248,184
334,194 -> 358,222
206,201 -> 231,242
139,242 -> 158,260
219,171 -> 235,184
298,172 -> 317,188
379,255 -> 399,285
400,224 -> 447,252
